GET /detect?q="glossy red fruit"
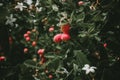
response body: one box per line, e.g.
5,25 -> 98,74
103,43 -> 107,48
27,31 -> 31,35
24,33 -> 29,38
78,1 -> 84,6
49,26 -> 54,32
32,41 -> 37,47
48,74 -> 53,79
53,34 -> 62,43
61,23 -> 70,34
26,37 -> 30,41
37,49 -> 45,55
61,33 -> 70,41
24,48 -> 28,53
0,56 -> 6,61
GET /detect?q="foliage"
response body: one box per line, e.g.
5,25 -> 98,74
0,0 -> 120,80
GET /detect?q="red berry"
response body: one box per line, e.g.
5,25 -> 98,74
37,49 -> 45,55
32,41 -> 37,47
61,23 -> 70,34
0,56 -> 6,61
78,1 -> 84,6
103,43 -> 107,48
61,33 -> 70,41
24,33 -> 29,38
53,34 -> 62,43
48,74 -> 53,79
27,31 -> 31,35
49,26 -> 54,32
26,37 -> 30,41
24,48 -> 28,53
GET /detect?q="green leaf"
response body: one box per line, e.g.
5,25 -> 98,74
78,7 -> 84,12
24,59 -> 36,65
78,32 -> 87,37
45,53 -> 62,59
0,7 -> 8,23
76,12 -> 85,22
73,63 -> 79,78
56,45 -> 62,50
79,23 -> 95,29
73,63 -> 79,72
23,59 -> 37,68
47,57 -> 61,71
74,50 -> 90,66
74,77 -> 82,80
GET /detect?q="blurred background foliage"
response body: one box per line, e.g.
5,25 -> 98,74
0,0 -> 120,80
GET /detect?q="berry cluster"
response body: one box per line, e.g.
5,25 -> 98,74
53,23 -> 71,43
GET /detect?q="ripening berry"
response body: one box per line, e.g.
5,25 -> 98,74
24,48 -> 28,53
37,49 -> 45,55
103,43 -> 107,48
61,33 -> 70,41
0,56 -> 6,61
39,57 -> 46,65
53,34 -> 62,43
27,31 -> 31,35
78,1 -> 84,6
41,57 -> 46,63
24,33 -> 29,38
48,74 -> 53,79
26,37 -> 30,41
49,26 -> 54,32
61,23 -> 70,34
32,41 -> 37,47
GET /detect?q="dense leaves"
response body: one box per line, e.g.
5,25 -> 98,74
0,0 -> 120,80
